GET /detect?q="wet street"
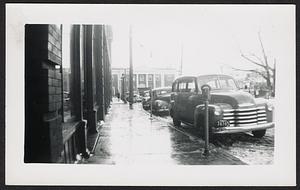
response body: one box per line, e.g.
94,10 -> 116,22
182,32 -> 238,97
87,100 -> 244,165
144,97 -> 274,165
159,113 -> 274,165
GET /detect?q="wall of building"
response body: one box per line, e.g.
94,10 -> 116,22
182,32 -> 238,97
25,25 -> 64,163
25,24 -> 113,163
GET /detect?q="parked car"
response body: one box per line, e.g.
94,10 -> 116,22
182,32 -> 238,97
142,90 -> 151,110
125,92 -> 142,103
135,94 -> 143,102
169,74 -> 274,138
149,87 -> 172,114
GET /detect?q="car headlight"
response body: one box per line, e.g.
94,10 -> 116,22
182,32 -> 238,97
156,101 -> 162,107
267,102 -> 274,111
214,106 -> 222,116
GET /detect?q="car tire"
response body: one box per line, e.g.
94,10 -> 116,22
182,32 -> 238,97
173,112 -> 181,127
252,129 -> 266,138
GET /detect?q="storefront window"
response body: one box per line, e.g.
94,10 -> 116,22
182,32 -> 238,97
155,74 -> 161,88
138,74 -> 146,88
148,74 -> 154,89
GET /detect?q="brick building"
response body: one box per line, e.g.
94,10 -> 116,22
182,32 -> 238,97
25,24 -> 113,163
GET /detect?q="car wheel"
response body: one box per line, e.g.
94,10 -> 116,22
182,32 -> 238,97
173,112 -> 181,127
252,129 -> 266,138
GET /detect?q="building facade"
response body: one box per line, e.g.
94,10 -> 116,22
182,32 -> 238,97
112,67 -> 178,96
25,24 -> 113,163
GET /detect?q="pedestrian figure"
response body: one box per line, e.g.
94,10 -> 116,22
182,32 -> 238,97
116,92 -> 120,101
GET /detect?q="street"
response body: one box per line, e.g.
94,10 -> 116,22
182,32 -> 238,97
87,100 -> 245,165
86,98 -> 274,165
157,112 -> 274,165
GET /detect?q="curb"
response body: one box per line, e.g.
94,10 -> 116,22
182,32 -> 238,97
143,108 -> 246,165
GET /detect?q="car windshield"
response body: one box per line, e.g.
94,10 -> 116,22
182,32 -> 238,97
156,89 -> 171,95
197,76 -> 238,91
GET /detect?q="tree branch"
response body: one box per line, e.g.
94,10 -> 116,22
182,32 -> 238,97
241,53 -> 268,69
249,53 -> 265,65
231,67 -> 268,80
258,32 -> 270,69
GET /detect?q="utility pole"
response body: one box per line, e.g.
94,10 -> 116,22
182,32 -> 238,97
129,25 -> 134,109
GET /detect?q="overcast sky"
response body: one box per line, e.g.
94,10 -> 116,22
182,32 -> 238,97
111,5 -> 293,78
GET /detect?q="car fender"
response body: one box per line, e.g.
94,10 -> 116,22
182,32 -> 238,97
194,104 -> 220,128
169,100 -> 176,117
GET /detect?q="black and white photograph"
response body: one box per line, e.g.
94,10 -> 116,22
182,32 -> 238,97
5,4 -> 296,186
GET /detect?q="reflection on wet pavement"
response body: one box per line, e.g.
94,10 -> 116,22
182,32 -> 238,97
87,102 -> 244,165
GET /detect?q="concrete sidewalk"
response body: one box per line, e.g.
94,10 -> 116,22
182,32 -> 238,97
86,100 -> 245,165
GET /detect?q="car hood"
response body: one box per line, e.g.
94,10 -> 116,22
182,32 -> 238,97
211,90 -> 256,109
156,94 -> 171,103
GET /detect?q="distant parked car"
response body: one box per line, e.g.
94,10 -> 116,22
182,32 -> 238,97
125,92 -> 142,103
169,74 -> 274,138
135,94 -> 143,102
142,90 -> 151,110
148,87 -> 172,114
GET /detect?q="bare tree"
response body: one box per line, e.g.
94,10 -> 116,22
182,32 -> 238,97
232,32 -> 276,96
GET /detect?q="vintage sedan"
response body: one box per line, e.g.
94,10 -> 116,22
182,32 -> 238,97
142,90 -> 151,110
169,75 -> 274,138
150,87 -> 172,114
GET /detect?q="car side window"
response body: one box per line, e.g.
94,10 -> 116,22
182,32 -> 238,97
187,80 -> 196,93
219,79 -> 227,88
207,80 -> 217,89
178,81 -> 187,92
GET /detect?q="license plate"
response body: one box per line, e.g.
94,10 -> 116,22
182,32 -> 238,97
217,120 -> 230,127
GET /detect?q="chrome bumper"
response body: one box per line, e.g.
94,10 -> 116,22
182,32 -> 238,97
155,108 -> 169,113
214,122 -> 274,134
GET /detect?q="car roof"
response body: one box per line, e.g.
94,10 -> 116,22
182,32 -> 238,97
152,86 -> 172,91
174,74 -> 233,81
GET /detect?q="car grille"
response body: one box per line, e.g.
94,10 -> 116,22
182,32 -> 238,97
222,106 -> 267,127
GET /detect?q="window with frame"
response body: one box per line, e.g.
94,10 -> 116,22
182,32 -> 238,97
219,78 -> 237,90
139,74 -> 145,82
155,74 -> 161,88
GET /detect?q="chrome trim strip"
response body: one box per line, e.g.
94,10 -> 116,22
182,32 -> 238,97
257,113 -> 267,116
223,113 -> 234,116
229,119 -> 258,124
258,121 -> 267,124
258,118 -> 267,121
235,115 -> 259,119
256,106 -> 266,110
257,110 -> 266,113
223,106 -> 266,112
223,116 -> 235,120
235,111 -> 258,116
223,109 -> 235,112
